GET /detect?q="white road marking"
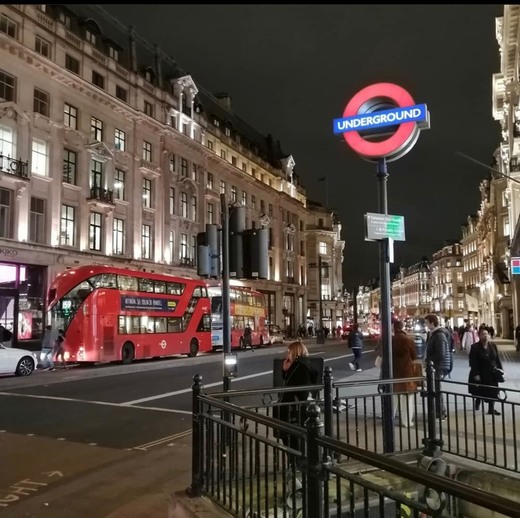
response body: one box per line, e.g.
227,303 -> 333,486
132,429 -> 192,451
122,351 -> 373,406
0,392 -> 191,415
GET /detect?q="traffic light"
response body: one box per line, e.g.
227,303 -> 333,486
243,228 -> 268,279
195,204 -> 269,281
196,224 -> 220,278
229,206 -> 245,279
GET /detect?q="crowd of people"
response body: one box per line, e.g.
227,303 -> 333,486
278,314 -> 507,434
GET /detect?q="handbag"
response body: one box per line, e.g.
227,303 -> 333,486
493,367 -> 505,384
375,355 -> 383,368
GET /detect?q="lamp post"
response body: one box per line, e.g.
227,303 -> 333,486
317,254 -> 325,344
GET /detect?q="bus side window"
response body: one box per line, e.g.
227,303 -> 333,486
154,282 -> 166,294
118,275 -> 138,292
118,316 -> 126,334
91,274 -> 117,288
154,317 -> 167,333
167,317 -> 182,333
167,282 -> 185,295
193,286 -> 202,298
139,279 -> 154,293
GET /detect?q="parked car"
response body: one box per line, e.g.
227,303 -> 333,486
268,325 -> 285,345
0,344 -> 38,377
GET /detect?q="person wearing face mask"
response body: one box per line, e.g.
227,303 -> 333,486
468,327 -> 504,415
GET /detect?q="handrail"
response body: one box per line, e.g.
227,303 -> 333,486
318,435 -> 520,517
208,383 -> 323,399
198,394 -> 306,437
443,378 -> 520,394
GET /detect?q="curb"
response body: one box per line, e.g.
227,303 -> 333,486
169,491 -> 233,518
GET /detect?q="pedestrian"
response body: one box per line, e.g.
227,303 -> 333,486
243,324 -> 253,351
468,327 -> 504,415
488,325 -> 495,338
54,330 -> 68,369
461,324 -> 479,353
515,325 -> 520,352
0,324 -> 13,348
424,314 -> 451,420
392,320 -> 418,427
275,341 -> 318,448
348,323 -> 364,372
40,325 -> 56,370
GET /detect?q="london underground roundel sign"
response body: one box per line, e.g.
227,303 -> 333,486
333,83 -> 430,162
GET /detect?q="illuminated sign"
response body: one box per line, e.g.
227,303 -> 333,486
511,258 -> 520,275
365,213 -> 405,242
333,105 -> 428,133
120,296 -> 177,312
333,83 -> 430,162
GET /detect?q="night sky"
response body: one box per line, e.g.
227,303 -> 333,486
100,4 -> 503,288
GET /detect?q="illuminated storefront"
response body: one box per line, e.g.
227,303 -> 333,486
0,258 -> 47,347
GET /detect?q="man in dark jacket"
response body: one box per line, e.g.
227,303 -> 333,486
425,314 -> 450,420
348,323 -> 364,372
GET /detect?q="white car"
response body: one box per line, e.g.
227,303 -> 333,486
0,344 -> 38,376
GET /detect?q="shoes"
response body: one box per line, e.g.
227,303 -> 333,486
487,410 -> 501,416
356,368 -> 362,372
348,363 -> 355,371
49,368 -> 55,371
440,414 -> 447,421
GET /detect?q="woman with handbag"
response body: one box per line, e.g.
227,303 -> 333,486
468,327 -> 504,415
392,320 -> 418,427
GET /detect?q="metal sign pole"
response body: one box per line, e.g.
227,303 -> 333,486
220,193 -> 231,392
377,157 -> 394,454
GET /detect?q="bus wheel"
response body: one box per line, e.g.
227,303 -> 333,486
121,342 -> 135,365
187,339 -> 199,358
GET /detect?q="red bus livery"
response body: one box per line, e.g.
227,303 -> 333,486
47,265 -> 211,364
207,284 -> 269,350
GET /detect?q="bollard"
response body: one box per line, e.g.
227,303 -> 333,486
187,374 -> 203,497
306,402 -> 324,518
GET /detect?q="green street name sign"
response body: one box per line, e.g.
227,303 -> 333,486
364,212 -> 406,242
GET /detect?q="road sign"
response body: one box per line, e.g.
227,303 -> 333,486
365,212 -> 405,241
333,83 -> 430,162
511,257 -> 520,275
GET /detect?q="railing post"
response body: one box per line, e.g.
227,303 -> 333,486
422,361 -> 442,457
323,366 -> 333,438
306,402 -> 324,518
187,374 -> 203,497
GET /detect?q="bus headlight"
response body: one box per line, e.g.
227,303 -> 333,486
64,351 -> 71,361
78,346 -> 85,359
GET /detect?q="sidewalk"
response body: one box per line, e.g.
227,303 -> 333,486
5,433 -> 232,518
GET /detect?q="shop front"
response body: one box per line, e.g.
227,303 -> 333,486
0,260 -> 47,349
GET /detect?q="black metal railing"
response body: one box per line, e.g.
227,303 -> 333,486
189,374 -> 520,517
88,186 -> 114,204
439,378 -> 520,472
0,155 -> 29,179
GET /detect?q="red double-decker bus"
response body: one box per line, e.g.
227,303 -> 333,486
46,265 -> 211,364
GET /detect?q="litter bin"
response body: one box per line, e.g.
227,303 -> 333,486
414,335 -> 425,359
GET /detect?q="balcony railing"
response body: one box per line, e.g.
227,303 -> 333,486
180,257 -> 195,267
88,186 -> 114,204
0,155 -> 29,180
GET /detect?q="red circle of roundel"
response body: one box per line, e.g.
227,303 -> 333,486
342,83 -> 416,159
